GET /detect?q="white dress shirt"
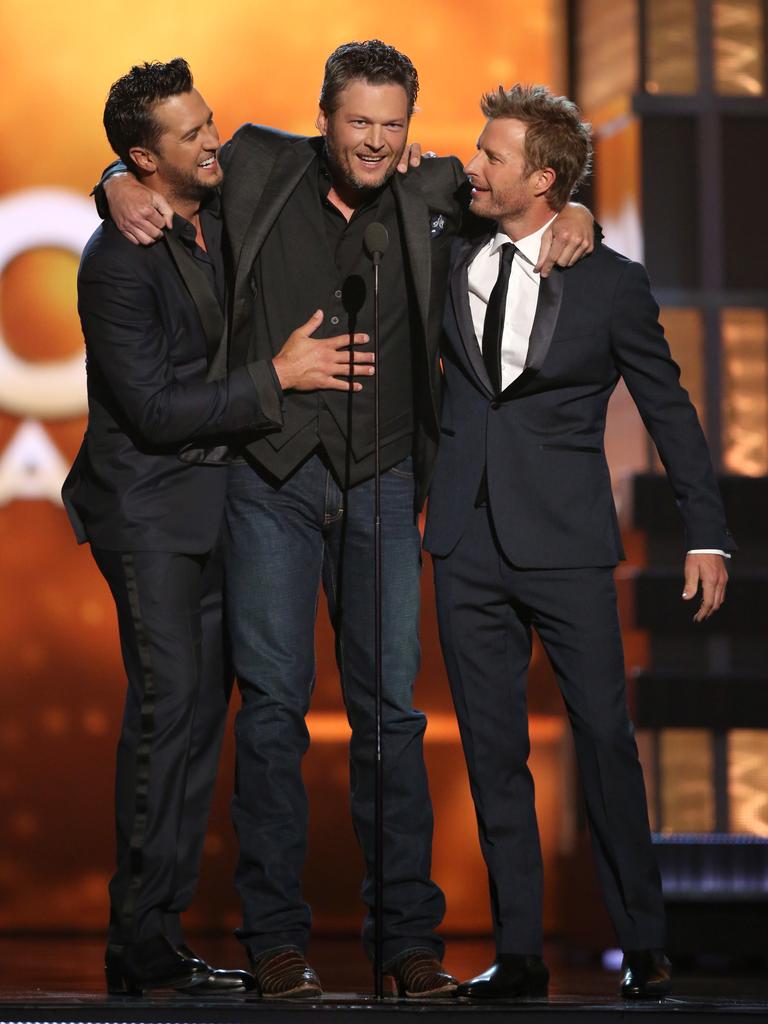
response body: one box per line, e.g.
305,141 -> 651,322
467,217 -> 728,559
468,217 -> 555,391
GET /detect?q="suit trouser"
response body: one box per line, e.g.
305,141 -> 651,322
92,547 -> 232,945
432,505 -> 665,955
224,454 -> 445,966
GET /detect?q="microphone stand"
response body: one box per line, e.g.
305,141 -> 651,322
364,222 -> 388,1000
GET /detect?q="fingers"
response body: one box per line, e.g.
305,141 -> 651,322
564,237 -> 593,266
681,561 -> 700,603
684,554 -> 728,623
131,225 -> 163,246
397,142 -> 422,173
326,379 -> 364,391
539,232 -> 587,275
152,194 -> 174,231
695,566 -> 728,622
299,309 -> 324,336
693,575 -> 717,623
534,231 -> 554,277
323,337 -> 370,354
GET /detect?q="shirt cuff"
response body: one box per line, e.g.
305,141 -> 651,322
687,549 -> 731,558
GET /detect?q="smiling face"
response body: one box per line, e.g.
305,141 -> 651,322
130,88 -> 222,204
317,78 -> 409,195
463,117 -> 555,234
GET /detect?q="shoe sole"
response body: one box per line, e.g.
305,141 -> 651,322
261,985 -> 323,1000
404,983 -> 459,998
107,972 -> 205,996
621,987 -> 671,1000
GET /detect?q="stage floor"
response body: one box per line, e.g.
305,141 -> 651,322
1,936 -> 766,1022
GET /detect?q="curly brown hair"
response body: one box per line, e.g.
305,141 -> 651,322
481,84 -> 592,210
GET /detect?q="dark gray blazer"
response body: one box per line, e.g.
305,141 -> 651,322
217,125 -> 467,508
423,233 -> 735,567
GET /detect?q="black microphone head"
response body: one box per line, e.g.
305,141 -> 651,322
364,222 -> 389,260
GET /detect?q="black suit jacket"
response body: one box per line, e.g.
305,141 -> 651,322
423,234 -> 735,567
217,125 -> 467,508
62,217 -> 283,553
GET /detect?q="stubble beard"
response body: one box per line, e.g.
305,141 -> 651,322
164,163 -> 223,205
324,138 -> 399,195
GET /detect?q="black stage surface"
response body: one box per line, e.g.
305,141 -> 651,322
1,937 -> 766,1023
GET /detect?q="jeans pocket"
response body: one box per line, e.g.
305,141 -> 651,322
388,455 -> 415,479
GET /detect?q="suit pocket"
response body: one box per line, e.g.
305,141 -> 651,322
440,426 -> 456,437
540,443 -> 601,454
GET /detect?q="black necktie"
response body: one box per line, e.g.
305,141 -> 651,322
482,242 -> 516,395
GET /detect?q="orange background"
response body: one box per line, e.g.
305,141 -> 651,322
0,0 -> 599,943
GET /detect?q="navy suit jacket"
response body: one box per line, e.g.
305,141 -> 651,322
62,217 -> 283,553
423,232 -> 735,568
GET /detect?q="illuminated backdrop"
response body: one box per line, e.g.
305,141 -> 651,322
0,0 -> 569,935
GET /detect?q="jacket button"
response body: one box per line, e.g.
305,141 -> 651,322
330,315 -> 340,325
491,399 -> 501,410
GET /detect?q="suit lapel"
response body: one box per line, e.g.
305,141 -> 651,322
392,173 -> 431,341
450,233 -> 494,394
233,138 -> 318,298
164,230 -> 225,365
500,263 -> 565,399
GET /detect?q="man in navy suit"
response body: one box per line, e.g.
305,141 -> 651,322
424,84 -> 734,1000
63,58 -> 371,996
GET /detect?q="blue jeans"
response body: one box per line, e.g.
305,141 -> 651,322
224,454 -> 445,966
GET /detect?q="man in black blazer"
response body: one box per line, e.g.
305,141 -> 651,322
100,43 -> 594,997
424,85 -> 734,1000
64,59 -> 370,996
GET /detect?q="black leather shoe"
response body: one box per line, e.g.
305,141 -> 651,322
456,955 -> 549,1000
105,935 -> 209,995
620,949 -> 672,999
177,944 -> 255,992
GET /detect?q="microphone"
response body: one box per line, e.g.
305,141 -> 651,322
364,222 -> 389,265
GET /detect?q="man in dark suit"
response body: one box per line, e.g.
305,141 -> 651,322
99,43 -> 594,997
424,84 -> 734,1000
64,58 -> 371,996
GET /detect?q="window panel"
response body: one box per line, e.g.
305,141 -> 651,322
728,730 -> 768,835
659,729 -> 715,832
714,0 -> 766,95
645,0 -> 699,94
721,309 -> 768,475
576,0 -> 639,113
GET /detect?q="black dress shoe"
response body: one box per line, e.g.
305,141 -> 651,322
620,949 -> 672,999
456,955 -> 549,1000
176,944 -> 255,992
105,935 -> 209,995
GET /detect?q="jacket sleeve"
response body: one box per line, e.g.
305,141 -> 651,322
609,260 -> 735,551
78,248 -> 283,445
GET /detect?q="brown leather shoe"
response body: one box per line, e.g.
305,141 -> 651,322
389,950 -> 458,998
251,949 -> 322,999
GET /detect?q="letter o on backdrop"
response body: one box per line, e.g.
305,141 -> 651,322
0,189 -> 98,419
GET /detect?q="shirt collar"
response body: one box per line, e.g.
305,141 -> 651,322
489,212 -> 558,268
169,190 -> 221,244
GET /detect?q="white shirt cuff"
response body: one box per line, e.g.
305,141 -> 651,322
687,549 -> 731,558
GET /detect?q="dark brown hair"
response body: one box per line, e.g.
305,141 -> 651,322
320,40 -> 419,116
104,58 -> 193,169
481,84 -> 592,209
